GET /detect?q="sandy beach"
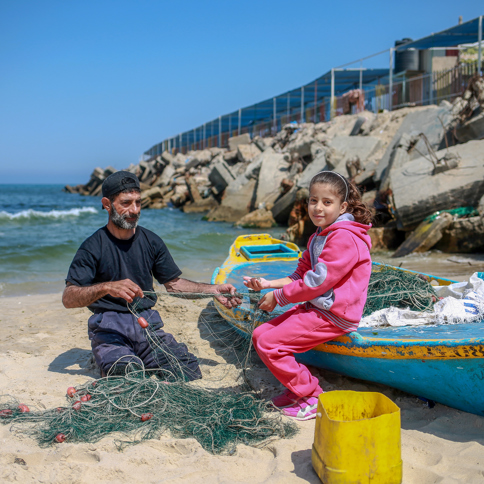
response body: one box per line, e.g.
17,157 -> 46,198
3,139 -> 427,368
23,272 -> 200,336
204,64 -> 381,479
1,291 -> 484,484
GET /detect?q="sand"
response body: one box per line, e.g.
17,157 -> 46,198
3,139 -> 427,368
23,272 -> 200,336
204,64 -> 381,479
1,292 -> 484,483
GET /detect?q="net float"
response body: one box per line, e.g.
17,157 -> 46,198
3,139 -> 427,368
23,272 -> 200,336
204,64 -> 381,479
56,407 -> 65,413
55,433 -> 66,443
140,413 -> 153,421
18,404 -> 30,413
80,394 -> 91,402
0,409 -> 13,418
72,401 -> 81,411
67,387 -> 77,398
138,317 -> 149,328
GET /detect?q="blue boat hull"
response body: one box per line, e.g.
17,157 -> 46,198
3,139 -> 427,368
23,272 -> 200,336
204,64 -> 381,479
296,350 -> 484,416
212,235 -> 484,416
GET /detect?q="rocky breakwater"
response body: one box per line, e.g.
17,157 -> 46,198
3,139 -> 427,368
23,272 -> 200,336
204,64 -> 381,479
66,75 -> 484,254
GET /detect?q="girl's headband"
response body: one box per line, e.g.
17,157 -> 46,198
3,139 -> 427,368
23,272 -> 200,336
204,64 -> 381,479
310,171 -> 349,201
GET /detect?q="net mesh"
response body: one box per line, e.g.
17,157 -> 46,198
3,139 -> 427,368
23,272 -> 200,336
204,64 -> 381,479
0,266 -> 437,451
363,265 -> 437,316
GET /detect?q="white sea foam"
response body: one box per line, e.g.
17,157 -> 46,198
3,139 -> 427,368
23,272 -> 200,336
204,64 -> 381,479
0,207 -> 98,220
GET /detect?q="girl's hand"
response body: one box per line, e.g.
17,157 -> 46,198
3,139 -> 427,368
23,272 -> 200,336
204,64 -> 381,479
243,277 -> 271,291
258,292 -> 277,312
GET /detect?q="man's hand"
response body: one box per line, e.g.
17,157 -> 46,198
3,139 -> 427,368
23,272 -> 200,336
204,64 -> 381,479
164,278 -> 241,309
212,283 -> 242,309
243,277 -> 271,291
258,291 -> 277,312
62,278 -> 144,309
104,279 -> 144,303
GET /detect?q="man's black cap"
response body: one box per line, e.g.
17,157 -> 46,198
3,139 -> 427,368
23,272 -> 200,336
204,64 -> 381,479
102,171 -> 140,198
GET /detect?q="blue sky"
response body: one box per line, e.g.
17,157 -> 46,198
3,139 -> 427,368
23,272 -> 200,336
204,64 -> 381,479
1,1 -> 482,184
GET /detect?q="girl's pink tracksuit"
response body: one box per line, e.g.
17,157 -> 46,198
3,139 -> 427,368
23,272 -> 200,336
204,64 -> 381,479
252,214 -> 372,398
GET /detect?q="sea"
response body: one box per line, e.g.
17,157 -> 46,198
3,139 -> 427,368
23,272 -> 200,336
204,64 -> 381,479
1,184 -> 484,298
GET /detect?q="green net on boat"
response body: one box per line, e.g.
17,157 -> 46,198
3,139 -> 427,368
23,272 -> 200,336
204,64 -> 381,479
363,265 -> 437,316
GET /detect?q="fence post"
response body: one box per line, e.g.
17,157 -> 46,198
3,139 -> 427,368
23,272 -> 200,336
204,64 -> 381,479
330,68 -> 335,120
389,47 -> 394,111
300,86 -> 305,123
218,116 -> 222,148
479,16 -> 483,76
273,97 -> 276,133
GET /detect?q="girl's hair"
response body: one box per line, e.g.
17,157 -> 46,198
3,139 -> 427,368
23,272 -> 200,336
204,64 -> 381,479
309,171 -> 373,225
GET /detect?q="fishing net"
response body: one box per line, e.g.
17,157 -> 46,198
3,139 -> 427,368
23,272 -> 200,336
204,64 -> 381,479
0,290 -> 296,454
0,266 -> 438,451
363,265 -> 437,317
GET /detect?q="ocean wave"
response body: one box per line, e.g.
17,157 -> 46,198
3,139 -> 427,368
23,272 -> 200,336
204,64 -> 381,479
0,207 -> 98,221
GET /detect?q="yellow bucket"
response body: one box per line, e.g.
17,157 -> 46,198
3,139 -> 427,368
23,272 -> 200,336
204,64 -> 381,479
312,391 -> 402,484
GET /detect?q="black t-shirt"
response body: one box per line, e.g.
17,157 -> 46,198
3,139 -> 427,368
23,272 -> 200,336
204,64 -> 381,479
66,226 -> 182,313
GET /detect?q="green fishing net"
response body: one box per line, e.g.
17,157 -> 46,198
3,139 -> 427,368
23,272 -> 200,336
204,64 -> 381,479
363,265 -> 437,316
0,267 -> 436,451
0,291 -> 296,454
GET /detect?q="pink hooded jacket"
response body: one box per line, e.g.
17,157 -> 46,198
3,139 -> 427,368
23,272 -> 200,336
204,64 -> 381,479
273,214 -> 372,332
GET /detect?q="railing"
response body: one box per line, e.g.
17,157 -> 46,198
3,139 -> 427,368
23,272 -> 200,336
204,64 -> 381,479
146,61 -> 481,157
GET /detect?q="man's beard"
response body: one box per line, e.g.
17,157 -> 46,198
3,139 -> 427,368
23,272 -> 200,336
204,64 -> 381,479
110,204 -> 140,230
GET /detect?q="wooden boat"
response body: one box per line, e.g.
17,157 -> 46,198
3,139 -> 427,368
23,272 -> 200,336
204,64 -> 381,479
211,234 -> 484,416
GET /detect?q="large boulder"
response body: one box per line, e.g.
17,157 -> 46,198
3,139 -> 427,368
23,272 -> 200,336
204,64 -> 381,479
328,136 -> 381,176
208,161 -> 236,195
391,140 -> 484,229
375,104 -> 454,183
237,144 -> 261,163
296,152 -> 328,189
435,216 -> 484,253
235,208 -> 276,228
255,150 -> 290,207
228,133 -> 251,151
185,150 -> 213,170
455,111 -> 484,143
206,172 -> 256,223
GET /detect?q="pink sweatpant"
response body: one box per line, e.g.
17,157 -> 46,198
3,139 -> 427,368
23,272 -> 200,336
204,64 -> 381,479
252,305 -> 347,398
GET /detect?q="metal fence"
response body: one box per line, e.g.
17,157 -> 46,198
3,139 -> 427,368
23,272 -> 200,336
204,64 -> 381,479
145,61 -> 481,157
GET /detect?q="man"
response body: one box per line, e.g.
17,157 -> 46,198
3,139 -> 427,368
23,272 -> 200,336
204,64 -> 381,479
63,171 -> 240,380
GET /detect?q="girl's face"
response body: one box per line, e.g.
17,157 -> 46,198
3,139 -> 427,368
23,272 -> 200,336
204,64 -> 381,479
308,182 -> 348,230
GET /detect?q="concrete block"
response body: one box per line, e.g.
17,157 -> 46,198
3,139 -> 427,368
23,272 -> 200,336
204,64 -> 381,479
228,133 -> 251,151
154,164 -> 175,187
206,173 -> 256,223
209,161 -> 236,195
455,111 -> 484,143
182,196 -> 218,213
271,186 -> 297,224
329,136 -> 381,166
435,216 -> 484,252
391,140 -> 484,229
392,213 -> 453,258
296,152 -> 328,189
255,151 -> 290,207
368,227 -> 403,251
235,208 -> 276,228
185,149 -> 213,170
161,150 -> 175,165
375,105 -> 454,182
223,150 -> 238,162
237,144 -> 262,163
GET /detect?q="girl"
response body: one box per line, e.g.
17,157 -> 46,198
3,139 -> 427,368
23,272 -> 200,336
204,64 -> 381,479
243,171 -> 373,420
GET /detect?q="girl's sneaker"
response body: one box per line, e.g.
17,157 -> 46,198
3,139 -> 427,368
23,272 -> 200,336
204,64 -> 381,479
271,389 -> 300,408
282,396 -> 319,421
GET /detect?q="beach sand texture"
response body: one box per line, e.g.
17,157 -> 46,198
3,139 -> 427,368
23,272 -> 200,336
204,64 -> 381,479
1,292 -> 484,483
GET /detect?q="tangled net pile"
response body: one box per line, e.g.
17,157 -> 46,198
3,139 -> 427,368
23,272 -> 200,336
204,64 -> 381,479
0,266 -> 436,451
363,266 -> 437,317
0,291 -> 296,454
